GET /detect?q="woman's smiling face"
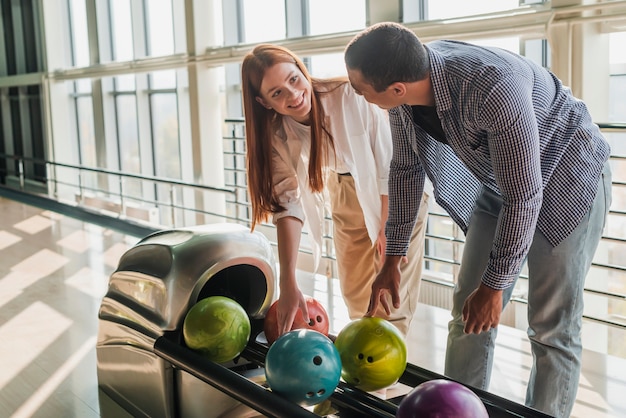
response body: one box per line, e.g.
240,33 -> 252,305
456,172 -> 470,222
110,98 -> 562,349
257,62 -> 312,124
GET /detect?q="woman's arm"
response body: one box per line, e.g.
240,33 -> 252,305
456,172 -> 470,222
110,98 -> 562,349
274,216 -> 309,335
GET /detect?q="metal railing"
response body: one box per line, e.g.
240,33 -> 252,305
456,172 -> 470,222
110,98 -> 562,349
1,121 -> 625,354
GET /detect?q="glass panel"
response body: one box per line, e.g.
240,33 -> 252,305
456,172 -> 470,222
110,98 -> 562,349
75,96 -> 98,191
75,79 -> 92,94
69,0 -> 90,67
150,92 -> 180,225
76,96 -> 96,166
115,74 -> 136,91
150,69 -> 177,90
308,0 -> 365,36
523,39 -> 549,68
27,86 -> 46,180
243,0 -> 285,43
110,0 -> 134,61
9,89 -> 23,173
424,200 -> 460,282
427,0 -> 519,20
150,93 -> 180,179
609,75 -> 626,122
310,53 -> 347,78
115,94 -> 142,198
610,32 -> 626,65
146,0 -> 174,57
467,37 -> 520,53
607,34 -> 626,316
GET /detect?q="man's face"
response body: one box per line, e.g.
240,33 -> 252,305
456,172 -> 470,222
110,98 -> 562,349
347,68 -> 400,110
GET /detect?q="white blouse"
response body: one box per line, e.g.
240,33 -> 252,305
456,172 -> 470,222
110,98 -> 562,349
270,82 -> 392,264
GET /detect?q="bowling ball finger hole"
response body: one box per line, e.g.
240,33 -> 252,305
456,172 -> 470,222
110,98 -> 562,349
306,389 -> 326,398
357,353 -> 374,362
313,355 -> 323,366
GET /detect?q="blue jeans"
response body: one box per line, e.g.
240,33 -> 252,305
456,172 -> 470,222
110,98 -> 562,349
444,163 -> 612,418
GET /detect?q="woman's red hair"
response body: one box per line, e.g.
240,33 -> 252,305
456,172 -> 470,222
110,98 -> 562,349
241,44 -> 346,229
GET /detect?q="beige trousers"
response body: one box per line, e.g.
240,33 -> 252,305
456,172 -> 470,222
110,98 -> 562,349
327,173 -> 429,337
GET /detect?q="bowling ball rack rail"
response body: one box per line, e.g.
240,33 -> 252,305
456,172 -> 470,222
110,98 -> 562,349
154,332 -> 553,418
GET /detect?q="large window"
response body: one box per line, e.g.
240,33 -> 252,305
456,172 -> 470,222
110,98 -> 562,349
69,0 -> 90,67
243,0 -> 286,43
150,91 -> 181,223
114,93 -> 141,197
145,0 -> 175,57
308,0 -> 365,36
426,0 -> 520,20
110,0 -> 134,61
75,95 -> 97,190
0,0 -> 45,189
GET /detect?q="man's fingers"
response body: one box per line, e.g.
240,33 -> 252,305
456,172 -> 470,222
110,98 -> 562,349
462,300 -> 468,322
366,293 -> 379,317
463,320 -> 496,335
391,288 -> 400,309
380,297 -> 391,316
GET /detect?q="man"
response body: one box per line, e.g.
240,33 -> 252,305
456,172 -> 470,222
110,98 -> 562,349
344,21 -> 611,418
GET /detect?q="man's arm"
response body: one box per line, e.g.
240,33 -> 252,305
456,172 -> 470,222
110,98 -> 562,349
368,106 -> 425,314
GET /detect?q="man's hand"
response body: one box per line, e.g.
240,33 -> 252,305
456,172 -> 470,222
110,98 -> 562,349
462,283 -> 503,334
366,255 -> 403,316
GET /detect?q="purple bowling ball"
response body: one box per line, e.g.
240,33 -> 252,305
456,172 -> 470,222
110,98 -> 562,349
396,379 -> 489,418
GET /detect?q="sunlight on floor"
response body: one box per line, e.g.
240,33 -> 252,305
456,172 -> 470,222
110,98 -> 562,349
0,302 -> 72,389
0,197 -> 625,417
11,337 -> 96,418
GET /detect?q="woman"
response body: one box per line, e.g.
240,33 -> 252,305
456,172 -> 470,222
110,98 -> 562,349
241,44 -> 428,339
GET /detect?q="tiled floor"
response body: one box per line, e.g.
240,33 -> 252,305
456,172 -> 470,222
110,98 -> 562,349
0,195 -> 625,417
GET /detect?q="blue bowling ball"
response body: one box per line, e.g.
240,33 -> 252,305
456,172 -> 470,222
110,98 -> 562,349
265,329 -> 342,406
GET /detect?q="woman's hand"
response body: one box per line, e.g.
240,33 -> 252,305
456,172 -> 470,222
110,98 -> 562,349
275,281 -> 308,336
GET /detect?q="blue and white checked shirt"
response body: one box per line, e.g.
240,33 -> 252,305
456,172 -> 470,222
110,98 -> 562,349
386,40 -> 610,290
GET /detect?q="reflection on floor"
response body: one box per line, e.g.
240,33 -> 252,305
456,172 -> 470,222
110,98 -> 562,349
0,196 -> 625,418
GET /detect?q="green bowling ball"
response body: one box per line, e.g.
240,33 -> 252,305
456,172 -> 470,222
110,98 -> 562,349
334,317 -> 407,392
183,296 -> 251,363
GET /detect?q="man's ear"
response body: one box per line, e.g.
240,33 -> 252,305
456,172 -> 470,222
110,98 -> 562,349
389,82 -> 407,97
255,96 -> 272,109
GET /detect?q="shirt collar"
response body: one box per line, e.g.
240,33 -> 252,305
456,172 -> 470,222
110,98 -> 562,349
426,45 -> 452,113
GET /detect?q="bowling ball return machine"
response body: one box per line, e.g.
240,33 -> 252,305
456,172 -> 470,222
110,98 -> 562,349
97,223 -> 553,418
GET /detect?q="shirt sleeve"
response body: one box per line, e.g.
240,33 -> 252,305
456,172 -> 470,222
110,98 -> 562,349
385,107 -> 426,256
365,100 -> 392,195
477,73 -> 543,290
270,144 -> 306,225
